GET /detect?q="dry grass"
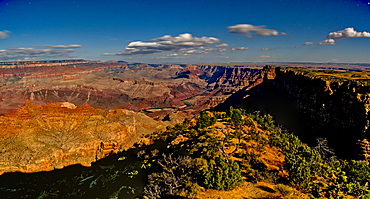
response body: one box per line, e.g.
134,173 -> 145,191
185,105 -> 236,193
196,182 -> 309,199
283,67 -> 370,84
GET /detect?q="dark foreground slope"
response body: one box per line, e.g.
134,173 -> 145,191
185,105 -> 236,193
141,110 -> 370,198
4,109 -> 367,198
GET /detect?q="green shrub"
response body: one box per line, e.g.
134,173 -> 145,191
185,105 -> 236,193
196,111 -> 217,129
201,155 -> 241,191
275,184 -> 294,196
227,106 -> 244,126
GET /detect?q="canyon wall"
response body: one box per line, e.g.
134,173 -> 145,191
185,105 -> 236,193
0,102 -> 167,174
213,65 -> 369,159
272,67 -> 370,159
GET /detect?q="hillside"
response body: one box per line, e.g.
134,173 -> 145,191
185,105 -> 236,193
141,109 -> 370,198
6,108 -> 365,198
0,102 -> 167,174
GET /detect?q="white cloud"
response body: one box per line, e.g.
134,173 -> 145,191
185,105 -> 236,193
227,24 -> 285,38
104,33 -> 221,56
154,46 -> 249,59
259,47 -> 281,51
327,27 -> 370,39
0,30 -> 11,39
155,53 -> 185,59
215,43 -> 229,47
35,44 -> 83,48
219,56 -> 230,59
318,39 -> 336,45
0,47 -> 77,61
180,47 -> 249,55
303,42 -> 315,45
259,55 -> 271,58
230,47 -> 249,51
165,47 -> 249,55
180,48 -> 227,54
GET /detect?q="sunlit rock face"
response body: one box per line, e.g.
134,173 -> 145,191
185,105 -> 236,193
0,102 -> 166,174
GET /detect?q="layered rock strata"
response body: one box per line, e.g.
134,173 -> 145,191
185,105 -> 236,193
0,102 -> 166,174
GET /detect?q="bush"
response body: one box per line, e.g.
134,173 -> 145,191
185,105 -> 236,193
274,184 -> 294,196
143,154 -> 194,198
196,111 -> 217,129
201,155 -> 241,191
227,107 -> 244,126
247,111 -> 277,132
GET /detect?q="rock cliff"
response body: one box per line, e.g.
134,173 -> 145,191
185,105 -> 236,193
0,102 -> 166,174
272,67 -> 370,158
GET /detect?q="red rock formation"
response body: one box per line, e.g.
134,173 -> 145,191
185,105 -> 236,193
177,65 -> 205,79
0,102 -> 166,174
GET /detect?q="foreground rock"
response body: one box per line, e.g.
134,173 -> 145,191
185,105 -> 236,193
0,102 -> 166,174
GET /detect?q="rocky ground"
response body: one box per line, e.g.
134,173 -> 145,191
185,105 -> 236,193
0,102 -> 168,174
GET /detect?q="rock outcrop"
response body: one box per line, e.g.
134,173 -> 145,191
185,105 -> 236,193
0,102 -> 166,174
272,68 -> 370,158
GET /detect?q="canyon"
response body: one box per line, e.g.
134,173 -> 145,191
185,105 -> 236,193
0,60 -> 369,175
0,61 -> 269,174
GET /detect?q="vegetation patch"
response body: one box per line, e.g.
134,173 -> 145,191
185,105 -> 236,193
282,67 -> 370,86
142,107 -> 370,198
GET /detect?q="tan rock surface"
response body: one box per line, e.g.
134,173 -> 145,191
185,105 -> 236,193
0,102 -> 166,174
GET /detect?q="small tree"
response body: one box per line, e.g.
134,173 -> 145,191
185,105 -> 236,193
227,107 -> 243,126
201,155 -> 241,191
196,111 -> 216,129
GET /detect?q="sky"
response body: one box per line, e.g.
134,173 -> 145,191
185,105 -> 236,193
0,0 -> 370,63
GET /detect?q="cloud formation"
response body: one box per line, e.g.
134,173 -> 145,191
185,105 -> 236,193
0,30 -> 11,39
215,43 -> 229,47
318,39 -> 336,45
259,47 -> 281,51
180,47 -> 249,55
104,33 -> 221,56
259,55 -> 271,58
155,53 -> 185,59
154,47 -> 249,59
303,42 -> 315,45
35,44 -> 83,48
0,47 -> 77,61
227,24 -> 285,38
327,27 -> 370,39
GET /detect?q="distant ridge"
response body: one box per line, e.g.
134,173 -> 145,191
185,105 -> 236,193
0,59 -> 87,65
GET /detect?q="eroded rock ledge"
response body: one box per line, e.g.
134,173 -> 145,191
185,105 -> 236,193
0,102 -> 166,174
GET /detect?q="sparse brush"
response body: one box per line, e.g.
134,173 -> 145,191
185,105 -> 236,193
274,184 -> 294,196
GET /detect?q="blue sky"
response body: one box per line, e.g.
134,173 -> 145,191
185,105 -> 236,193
0,0 -> 369,63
